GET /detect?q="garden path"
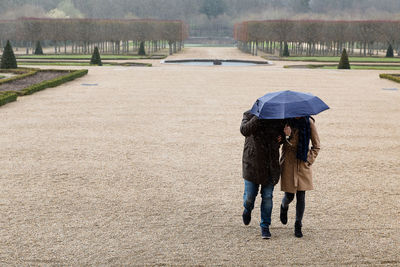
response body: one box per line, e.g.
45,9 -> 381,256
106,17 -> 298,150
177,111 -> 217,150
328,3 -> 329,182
1,47 -> 399,265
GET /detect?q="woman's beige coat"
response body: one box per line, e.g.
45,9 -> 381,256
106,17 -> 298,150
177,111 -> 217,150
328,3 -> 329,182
280,119 -> 320,193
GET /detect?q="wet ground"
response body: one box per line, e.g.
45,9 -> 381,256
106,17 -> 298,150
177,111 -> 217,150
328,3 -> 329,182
0,47 -> 399,265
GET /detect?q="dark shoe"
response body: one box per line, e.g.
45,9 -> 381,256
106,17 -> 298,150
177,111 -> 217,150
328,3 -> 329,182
242,210 -> 251,225
280,204 -> 288,225
294,221 -> 303,238
261,227 -> 271,239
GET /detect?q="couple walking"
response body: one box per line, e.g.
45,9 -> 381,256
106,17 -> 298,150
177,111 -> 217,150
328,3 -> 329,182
240,91 -> 327,239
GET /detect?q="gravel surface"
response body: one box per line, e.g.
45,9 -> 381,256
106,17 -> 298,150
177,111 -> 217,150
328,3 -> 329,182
0,47 -> 399,266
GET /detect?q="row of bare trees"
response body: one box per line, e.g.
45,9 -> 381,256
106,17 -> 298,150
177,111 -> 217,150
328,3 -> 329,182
234,20 -> 400,56
0,18 -> 188,55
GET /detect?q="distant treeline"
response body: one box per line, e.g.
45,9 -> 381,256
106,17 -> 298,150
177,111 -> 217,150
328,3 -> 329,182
2,0 -> 400,19
235,20 -> 400,56
0,18 -> 187,54
1,0 -> 400,38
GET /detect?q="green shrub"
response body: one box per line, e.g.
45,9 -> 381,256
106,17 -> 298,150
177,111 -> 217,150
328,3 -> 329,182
20,69 -> 88,95
34,41 -> 44,55
379,73 -> 400,83
338,48 -> 350,69
1,40 -> 17,69
0,69 -> 88,107
0,69 -> 38,85
90,47 -> 102,66
0,91 -> 18,107
0,68 -> 35,74
386,44 -> 394,58
138,41 -> 146,56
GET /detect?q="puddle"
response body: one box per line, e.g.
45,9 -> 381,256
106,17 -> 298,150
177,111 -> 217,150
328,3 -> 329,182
81,83 -> 98,86
382,88 -> 398,91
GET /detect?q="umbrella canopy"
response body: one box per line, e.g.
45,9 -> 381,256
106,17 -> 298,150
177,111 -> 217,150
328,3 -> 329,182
250,90 -> 329,119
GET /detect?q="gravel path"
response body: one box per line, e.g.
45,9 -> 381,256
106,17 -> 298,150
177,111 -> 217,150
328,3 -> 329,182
0,47 -> 399,265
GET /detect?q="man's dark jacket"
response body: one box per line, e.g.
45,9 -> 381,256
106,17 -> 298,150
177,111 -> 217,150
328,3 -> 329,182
240,110 -> 284,185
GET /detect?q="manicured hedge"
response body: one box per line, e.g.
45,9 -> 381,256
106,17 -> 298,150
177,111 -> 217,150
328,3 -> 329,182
19,69 -> 88,95
0,69 -> 38,85
0,91 -> 18,107
16,61 -> 152,67
0,68 -> 88,108
379,74 -> 400,83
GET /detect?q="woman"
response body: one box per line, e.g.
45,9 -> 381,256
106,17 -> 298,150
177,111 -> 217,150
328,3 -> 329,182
279,116 -> 320,238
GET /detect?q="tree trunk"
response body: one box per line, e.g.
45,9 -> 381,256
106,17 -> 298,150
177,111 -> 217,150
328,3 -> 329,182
168,41 -> 173,55
363,42 -> 367,56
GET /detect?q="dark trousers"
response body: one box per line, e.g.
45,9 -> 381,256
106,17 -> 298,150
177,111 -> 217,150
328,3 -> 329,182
282,191 -> 305,226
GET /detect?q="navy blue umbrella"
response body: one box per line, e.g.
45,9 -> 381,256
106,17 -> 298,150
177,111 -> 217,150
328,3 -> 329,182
250,90 -> 329,119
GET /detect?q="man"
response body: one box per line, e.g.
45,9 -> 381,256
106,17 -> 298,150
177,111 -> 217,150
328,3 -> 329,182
240,110 -> 290,239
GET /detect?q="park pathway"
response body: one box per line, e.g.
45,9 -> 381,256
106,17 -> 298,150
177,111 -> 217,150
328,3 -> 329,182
0,48 -> 399,265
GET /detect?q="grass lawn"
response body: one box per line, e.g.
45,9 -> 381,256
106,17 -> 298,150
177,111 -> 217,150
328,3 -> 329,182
19,62 -> 113,66
277,56 -> 400,63
185,44 -> 235,47
284,64 -> 400,70
321,65 -> 400,70
18,61 -> 151,67
308,64 -> 400,70
16,54 -> 166,60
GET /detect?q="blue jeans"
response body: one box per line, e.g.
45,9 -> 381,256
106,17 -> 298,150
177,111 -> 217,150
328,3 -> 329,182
243,180 -> 274,229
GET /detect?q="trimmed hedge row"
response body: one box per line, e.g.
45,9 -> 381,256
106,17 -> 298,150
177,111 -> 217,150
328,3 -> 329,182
0,68 -> 33,74
16,54 -> 167,60
19,69 -> 89,96
0,91 -> 18,106
0,69 -> 38,85
16,61 -> 152,67
0,69 -> 88,107
379,74 -> 400,83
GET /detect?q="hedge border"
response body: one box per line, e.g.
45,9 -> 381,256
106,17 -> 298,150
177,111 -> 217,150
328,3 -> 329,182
0,91 -> 18,107
284,64 -> 400,70
16,54 -> 167,60
264,56 -> 400,63
18,61 -> 152,67
19,69 -> 89,96
0,69 -> 38,85
0,68 -> 34,74
0,69 -> 88,107
379,74 -> 400,83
